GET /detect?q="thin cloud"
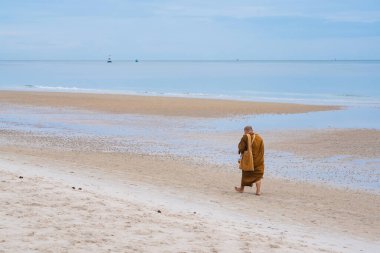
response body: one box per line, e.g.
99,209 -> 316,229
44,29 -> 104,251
323,11 -> 380,23
153,4 -> 302,19
152,2 -> 380,24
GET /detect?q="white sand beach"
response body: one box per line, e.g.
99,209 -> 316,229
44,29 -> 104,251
1,147 -> 379,253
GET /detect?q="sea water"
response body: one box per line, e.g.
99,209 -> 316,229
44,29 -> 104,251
1,60 -> 380,106
2,60 -> 379,129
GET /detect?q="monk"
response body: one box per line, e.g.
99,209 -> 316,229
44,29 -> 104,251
235,125 -> 265,195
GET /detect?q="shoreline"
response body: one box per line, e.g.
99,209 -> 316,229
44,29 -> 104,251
1,125 -> 379,192
0,90 -> 340,117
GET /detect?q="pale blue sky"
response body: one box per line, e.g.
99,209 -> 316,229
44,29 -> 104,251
1,0 -> 380,60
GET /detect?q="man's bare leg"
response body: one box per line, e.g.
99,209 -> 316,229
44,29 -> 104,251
235,186 -> 244,193
255,180 -> 262,195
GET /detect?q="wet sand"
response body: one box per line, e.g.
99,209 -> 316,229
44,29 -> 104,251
0,90 -> 339,117
265,129 -> 380,159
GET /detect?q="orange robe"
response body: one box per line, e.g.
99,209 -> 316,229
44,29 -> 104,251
238,133 -> 265,186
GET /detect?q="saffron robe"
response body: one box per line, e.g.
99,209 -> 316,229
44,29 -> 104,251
238,133 -> 265,186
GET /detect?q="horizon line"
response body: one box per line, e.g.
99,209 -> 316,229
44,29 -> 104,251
1,59 -> 380,62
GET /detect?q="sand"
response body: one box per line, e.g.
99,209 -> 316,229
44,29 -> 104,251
0,90 -> 339,117
0,129 -> 379,252
1,150 -> 379,253
0,92 -> 378,252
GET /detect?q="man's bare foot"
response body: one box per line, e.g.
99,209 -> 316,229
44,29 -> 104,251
255,192 -> 261,196
235,186 -> 244,193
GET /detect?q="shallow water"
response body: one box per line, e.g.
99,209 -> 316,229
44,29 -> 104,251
1,104 -> 379,192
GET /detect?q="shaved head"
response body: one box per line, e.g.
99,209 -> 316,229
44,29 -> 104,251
244,125 -> 253,133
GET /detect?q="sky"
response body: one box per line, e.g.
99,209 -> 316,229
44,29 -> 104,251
1,0 -> 380,60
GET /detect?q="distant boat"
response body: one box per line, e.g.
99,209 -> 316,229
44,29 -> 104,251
135,59 -> 139,63
107,55 -> 112,63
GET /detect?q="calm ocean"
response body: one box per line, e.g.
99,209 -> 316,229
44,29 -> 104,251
1,60 -> 380,106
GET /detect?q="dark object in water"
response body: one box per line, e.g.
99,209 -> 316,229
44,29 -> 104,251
78,187 -> 82,190
135,59 -> 139,63
72,186 -> 75,190
19,176 -> 23,179
157,210 -> 161,213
